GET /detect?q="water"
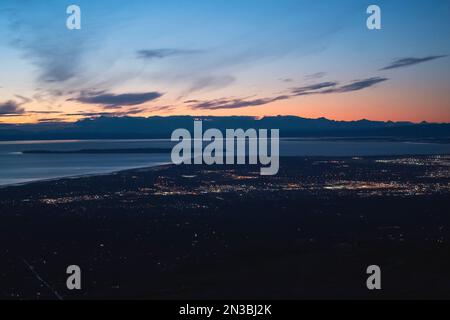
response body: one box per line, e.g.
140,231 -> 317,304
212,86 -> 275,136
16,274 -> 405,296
1,139 -> 450,186
0,140 -> 172,186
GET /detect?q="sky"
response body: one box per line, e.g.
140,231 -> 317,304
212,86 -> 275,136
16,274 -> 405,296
0,0 -> 449,124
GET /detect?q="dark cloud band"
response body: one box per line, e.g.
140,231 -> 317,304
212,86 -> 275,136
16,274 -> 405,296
381,55 -> 447,70
189,77 -> 388,110
137,49 -> 201,60
0,100 -> 25,116
70,91 -> 163,108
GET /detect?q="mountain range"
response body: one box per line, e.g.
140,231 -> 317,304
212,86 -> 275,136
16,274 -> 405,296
1,116 -> 449,140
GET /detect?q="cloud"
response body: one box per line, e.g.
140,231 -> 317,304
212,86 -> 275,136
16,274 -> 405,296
189,77 -> 388,110
380,55 -> 447,70
70,91 -> 163,108
5,8 -> 87,83
66,107 -> 147,118
0,100 -> 25,116
65,112 -> 113,117
149,105 -> 176,113
0,100 -> 62,117
137,49 -> 201,60
123,107 -> 147,115
292,82 -> 338,96
37,118 -> 67,123
14,95 -> 32,104
28,110 -> 63,114
188,75 -> 235,93
292,78 -> 387,96
66,106 -> 175,117
189,95 -> 289,110
304,72 -> 326,80
331,77 -> 388,93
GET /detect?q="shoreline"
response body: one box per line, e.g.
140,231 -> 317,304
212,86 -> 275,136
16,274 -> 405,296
0,162 -> 173,189
1,153 -> 450,190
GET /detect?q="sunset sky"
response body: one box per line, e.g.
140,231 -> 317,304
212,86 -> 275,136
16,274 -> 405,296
0,0 -> 449,124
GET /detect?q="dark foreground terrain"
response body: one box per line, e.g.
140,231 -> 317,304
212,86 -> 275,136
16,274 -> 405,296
1,156 -> 450,300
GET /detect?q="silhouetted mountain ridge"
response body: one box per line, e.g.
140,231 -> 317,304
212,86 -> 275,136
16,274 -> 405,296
0,116 -> 449,140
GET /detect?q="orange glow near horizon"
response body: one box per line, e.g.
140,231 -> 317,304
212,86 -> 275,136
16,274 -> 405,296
1,83 -> 449,124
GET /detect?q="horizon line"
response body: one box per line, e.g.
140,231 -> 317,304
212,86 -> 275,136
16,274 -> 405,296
1,114 -> 449,126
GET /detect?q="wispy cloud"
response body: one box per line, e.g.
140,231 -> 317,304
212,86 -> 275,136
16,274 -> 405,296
292,82 -> 338,96
66,106 -> 148,117
149,105 -> 176,113
6,10 -> 87,83
293,77 -> 388,96
70,91 -> 163,108
304,72 -> 326,80
65,112 -> 112,117
189,77 -> 388,110
28,110 -> 63,114
189,95 -> 289,110
14,95 -> 32,104
380,55 -> 447,70
37,118 -> 67,123
187,75 -> 235,94
137,49 -> 201,60
333,77 -> 388,93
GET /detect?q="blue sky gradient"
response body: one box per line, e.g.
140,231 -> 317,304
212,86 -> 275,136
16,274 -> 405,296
0,0 -> 449,122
